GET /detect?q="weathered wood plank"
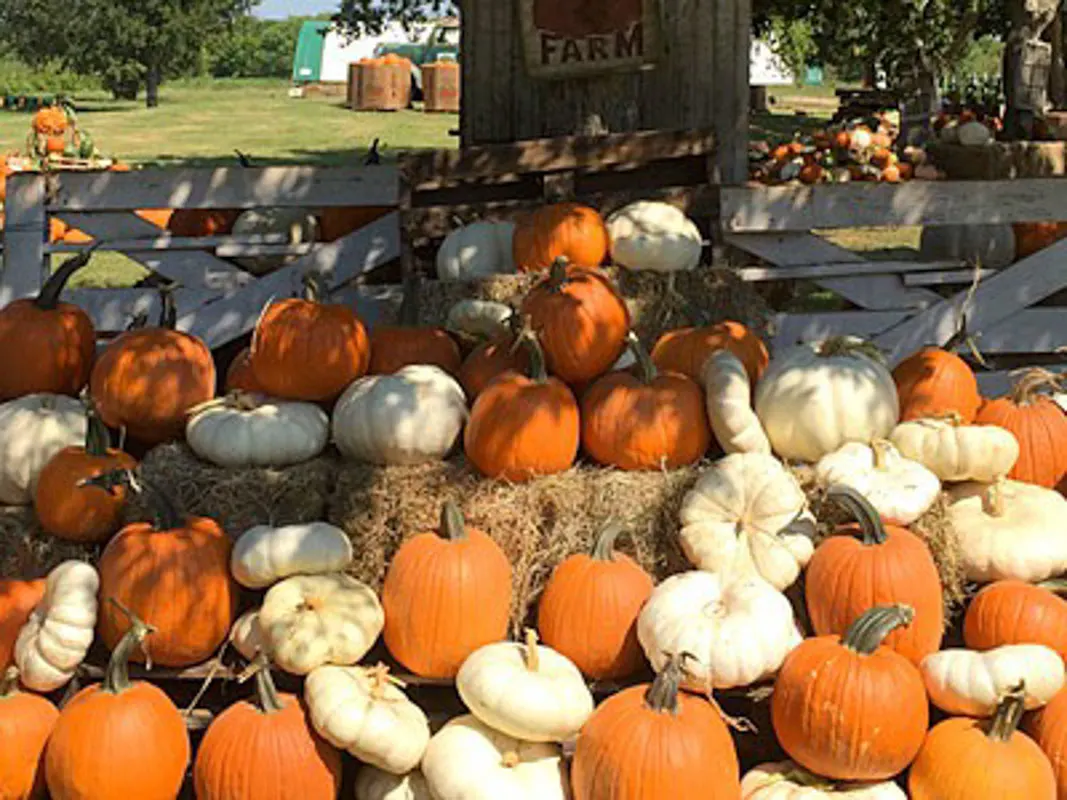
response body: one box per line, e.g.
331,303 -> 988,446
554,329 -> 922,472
903,268 -> 997,286
771,311 -> 911,351
48,233 -> 305,254
976,365 -> 1067,396
734,259 -> 963,282
67,288 -> 221,332
0,173 -> 47,304
966,308 -> 1067,354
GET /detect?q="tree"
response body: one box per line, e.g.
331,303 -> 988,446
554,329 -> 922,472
0,0 -> 253,106
334,0 -> 455,36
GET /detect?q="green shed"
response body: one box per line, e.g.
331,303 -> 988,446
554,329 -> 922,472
292,21 -> 330,83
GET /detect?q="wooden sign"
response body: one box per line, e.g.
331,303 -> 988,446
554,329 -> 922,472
519,0 -> 662,78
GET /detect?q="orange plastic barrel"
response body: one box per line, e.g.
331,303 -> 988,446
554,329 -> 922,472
423,61 -> 460,113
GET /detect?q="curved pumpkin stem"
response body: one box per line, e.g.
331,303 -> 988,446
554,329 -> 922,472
1009,368 -> 1063,407
591,522 -> 626,561
987,682 -> 1027,743
0,666 -> 19,698
79,468 -> 184,531
82,398 -> 113,457
248,652 -> 285,715
440,501 -> 468,541
870,439 -> 893,470
301,271 -> 326,303
815,336 -> 886,365
516,323 -> 550,383
841,604 -> 914,655
157,284 -> 178,330
644,651 -> 696,715
524,628 -> 541,672
36,243 -> 100,310
545,257 -> 571,291
626,331 -> 658,384
104,598 -> 156,695
826,485 -> 888,546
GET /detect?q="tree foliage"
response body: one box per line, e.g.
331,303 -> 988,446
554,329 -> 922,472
334,0 -> 456,36
206,16 -> 313,79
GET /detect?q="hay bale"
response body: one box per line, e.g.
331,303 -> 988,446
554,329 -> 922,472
133,444 -> 334,537
328,457 -> 699,633
0,506 -> 98,579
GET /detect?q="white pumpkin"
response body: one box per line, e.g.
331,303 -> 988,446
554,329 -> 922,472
257,572 -> 384,675
230,608 -> 264,661
421,714 -> 570,800
305,663 -> 430,774
231,207 -> 319,276
947,479 -> 1067,582
0,393 -> 86,504
741,761 -> 907,799
702,350 -> 771,455
957,120 -> 994,147
754,337 -> 899,463
231,521 -> 353,589
185,392 -> 329,468
14,560 -> 99,692
355,767 -> 433,800
679,452 -> 815,591
889,417 -> 1019,482
445,299 -> 513,340
606,200 -> 703,273
456,631 -> 593,743
637,571 -> 802,691
814,440 -> 940,525
921,644 -> 1064,717
332,365 -> 467,465
435,221 -> 516,281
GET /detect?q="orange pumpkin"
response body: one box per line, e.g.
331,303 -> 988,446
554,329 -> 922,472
537,523 -> 653,680
458,329 -> 529,400
250,274 -> 370,402
90,288 -> 216,444
893,346 -> 981,423
0,580 -> 46,671
512,203 -> 609,272
1025,684 -> 1067,799
32,106 -> 67,136
964,580 -> 1067,662
581,333 -> 711,470
194,658 -> 342,800
0,251 -> 95,400
134,209 -> 174,230
463,330 -> 580,481
368,274 -> 461,376
910,686 -> 1055,799
833,130 -> 852,149
520,258 -> 630,384
805,486 -> 944,666
0,666 -> 58,800
382,503 -> 512,679
224,346 -> 264,394
34,403 -> 137,543
974,368 -> 1067,490
317,206 -> 391,242
1014,222 -> 1067,260
167,209 -> 240,237
798,163 -> 823,184
45,609 -> 191,800
772,604 -> 928,780
45,135 -> 66,155
96,472 -> 237,667
650,318 -> 768,384
882,164 -> 902,183
571,653 -> 741,799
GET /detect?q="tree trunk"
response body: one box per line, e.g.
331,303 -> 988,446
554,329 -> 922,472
145,62 -> 161,109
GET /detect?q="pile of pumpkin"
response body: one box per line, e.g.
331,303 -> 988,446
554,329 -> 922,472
4,194 -> 1067,798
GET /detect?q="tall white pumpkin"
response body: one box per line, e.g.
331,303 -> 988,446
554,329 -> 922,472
606,200 -> 703,273
435,221 -> 516,281
0,393 -> 86,504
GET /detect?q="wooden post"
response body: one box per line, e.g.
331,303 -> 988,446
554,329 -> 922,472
1,173 -> 47,306
1052,5 -> 1066,108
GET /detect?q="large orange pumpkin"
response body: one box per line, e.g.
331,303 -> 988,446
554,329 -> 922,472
381,503 -> 512,679
804,486 -> 944,666
90,288 -> 216,444
910,686 -> 1056,799
0,580 -> 46,671
0,251 -> 95,400
571,653 -> 741,799
520,258 -> 630,384
1014,221 -> 1067,260
224,346 -> 264,394
974,368 -> 1067,490
580,332 -> 710,470
964,580 -> 1067,662
537,523 -> 653,680
317,206 -> 391,242
1025,684 -> 1067,800
95,472 -> 237,667
0,666 -> 58,800
650,319 -> 768,384
194,658 -> 342,800
250,274 -> 370,402
464,330 -> 580,481
512,203 -> 609,272
772,604 -> 929,781
34,403 -> 137,544
45,609 -> 191,800
368,274 -> 461,376
892,346 -> 981,423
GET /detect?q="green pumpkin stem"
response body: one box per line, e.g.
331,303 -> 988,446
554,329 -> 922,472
157,285 -> 178,330
440,501 -> 468,541
301,272 -> 325,303
591,522 -> 625,561
104,598 -> 156,695
842,604 -> 914,655
83,399 -> 113,457
36,243 -> 99,310
626,331 -> 658,384
815,336 -> 886,365
0,666 -> 19,697
826,485 -> 888,546
987,683 -> 1027,743
80,468 -> 183,531
516,323 -> 550,383
251,653 -> 285,715
644,652 -> 696,715
546,257 -> 570,291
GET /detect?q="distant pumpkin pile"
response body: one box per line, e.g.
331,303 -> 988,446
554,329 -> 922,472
4,196 -> 1067,799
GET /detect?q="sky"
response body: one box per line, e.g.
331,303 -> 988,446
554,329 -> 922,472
254,0 -> 337,19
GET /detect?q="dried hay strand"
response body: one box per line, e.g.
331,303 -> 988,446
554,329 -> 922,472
131,443 -> 334,537
0,506 -> 98,579
329,457 -> 700,633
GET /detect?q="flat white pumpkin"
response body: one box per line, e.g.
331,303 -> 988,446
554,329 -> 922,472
257,572 -> 384,675
921,644 -> 1065,716
421,714 -> 570,800
231,521 -> 353,589
305,664 -> 430,774
185,392 -> 329,468
606,200 -> 703,273
754,337 -> 899,463
741,761 -> 907,799
0,393 -> 86,504
456,631 -> 593,743
679,452 -> 815,591
355,767 -> 433,800
231,207 -> 319,276
15,560 -> 99,692
436,220 -> 516,281
445,299 -> 513,340
332,365 -> 467,465
702,349 -> 771,455
946,479 -> 1067,583
889,417 -> 1019,483
230,608 -> 264,661
814,440 -> 940,525
637,571 -> 802,691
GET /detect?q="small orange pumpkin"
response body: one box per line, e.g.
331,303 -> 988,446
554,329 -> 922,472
1014,221 -> 1067,260
0,580 -> 46,670
650,318 -> 768,384
0,666 -> 58,800
368,274 -> 461,376
224,346 -> 264,394
458,324 -> 529,400
964,580 -> 1067,662
512,203 -> 609,272
893,346 -> 981,423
